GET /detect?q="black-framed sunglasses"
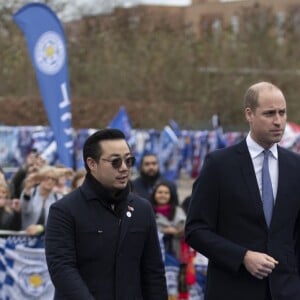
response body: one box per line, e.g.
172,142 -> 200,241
101,156 -> 136,169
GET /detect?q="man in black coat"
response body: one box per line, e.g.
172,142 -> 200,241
133,153 -> 178,201
45,129 -> 168,300
185,82 -> 300,300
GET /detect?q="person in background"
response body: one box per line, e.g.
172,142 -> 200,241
0,180 -> 21,231
20,165 -> 64,236
70,169 -> 86,191
185,82 -> 300,300
133,153 -> 178,201
53,164 -> 74,195
10,149 -> 45,199
0,167 -> 6,182
150,180 -> 186,260
45,129 -> 168,300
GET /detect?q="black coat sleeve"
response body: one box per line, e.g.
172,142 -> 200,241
45,202 -> 95,300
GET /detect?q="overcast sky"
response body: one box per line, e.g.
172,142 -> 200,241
2,0 -> 192,21
58,0 -> 192,21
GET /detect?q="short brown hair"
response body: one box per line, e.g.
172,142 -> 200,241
244,82 -> 281,111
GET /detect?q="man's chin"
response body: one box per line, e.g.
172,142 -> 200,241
114,182 -> 128,190
147,172 -> 157,177
272,136 -> 283,144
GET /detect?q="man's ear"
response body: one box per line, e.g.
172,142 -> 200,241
86,157 -> 96,170
245,107 -> 252,122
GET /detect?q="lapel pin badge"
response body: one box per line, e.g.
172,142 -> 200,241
127,205 -> 134,217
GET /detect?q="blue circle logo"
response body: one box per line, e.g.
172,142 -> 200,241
34,31 -> 65,75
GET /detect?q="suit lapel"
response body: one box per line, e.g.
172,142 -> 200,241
236,141 -> 268,229
270,146 -> 289,227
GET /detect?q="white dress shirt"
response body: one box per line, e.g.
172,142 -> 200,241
246,133 -> 278,202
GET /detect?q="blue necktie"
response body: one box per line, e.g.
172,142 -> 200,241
262,150 -> 274,227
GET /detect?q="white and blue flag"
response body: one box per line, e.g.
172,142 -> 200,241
108,106 -> 132,141
158,126 -> 179,181
0,236 -> 54,300
13,3 -> 74,168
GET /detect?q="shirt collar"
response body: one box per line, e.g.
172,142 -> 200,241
246,133 -> 278,160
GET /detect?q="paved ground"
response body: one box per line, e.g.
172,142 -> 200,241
177,174 -> 195,204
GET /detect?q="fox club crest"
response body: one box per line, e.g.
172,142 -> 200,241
34,31 -> 65,75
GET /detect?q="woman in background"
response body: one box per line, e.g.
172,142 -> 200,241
0,180 -> 21,231
70,169 -> 86,191
150,180 -> 186,259
20,165 -> 68,235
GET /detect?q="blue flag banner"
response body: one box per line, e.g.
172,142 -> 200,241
0,127 -> 20,168
129,129 -> 160,172
0,236 -> 54,300
75,128 -> 97,170
169,119 -> 181,137
108,106 -> 132,140
179,130 -> 194,176
4,124 -> 299,179
159,126 -> 179,181
191,131 -> 209,178
189,252 -> 208,300
164,253 -> 180,297
13,3 -> 74,168
210,114 -> 226,150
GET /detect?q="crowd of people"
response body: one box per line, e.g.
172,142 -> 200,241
0,151 -> 86,235
0,147 -> 191,255
0,135 -> 194,299
2,81 -> 300,300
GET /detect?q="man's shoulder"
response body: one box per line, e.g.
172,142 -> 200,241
208,140 -> 244,160
51,188 -> 83,209
132,176 -> 143,185
278,144 -> 299,155
129,192 -> 149,204
278,145 -> 300,163
131,177 -> 148,196
128,192 -> 152,210
128,193 -> 156,226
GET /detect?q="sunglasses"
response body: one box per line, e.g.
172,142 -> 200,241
101,156 -> 136,169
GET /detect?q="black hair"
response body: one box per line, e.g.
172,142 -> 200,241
150,180 -> 179,221
83,129 -> 126,172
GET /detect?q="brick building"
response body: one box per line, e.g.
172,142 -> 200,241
67,0 -> 300,39
112,0 -> 300,36
186,0 -> 300,36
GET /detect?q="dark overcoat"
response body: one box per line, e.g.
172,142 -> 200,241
45,180 -> 168,300
185,140 -> 300,300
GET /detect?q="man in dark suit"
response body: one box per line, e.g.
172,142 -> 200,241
185,82 -> 300,300
45,129 -> 168,300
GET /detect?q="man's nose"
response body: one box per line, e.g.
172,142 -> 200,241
273,113 -> 283,125
120,160 -> 129,170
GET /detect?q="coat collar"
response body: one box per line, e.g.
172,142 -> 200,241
79,180 -> 136,250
